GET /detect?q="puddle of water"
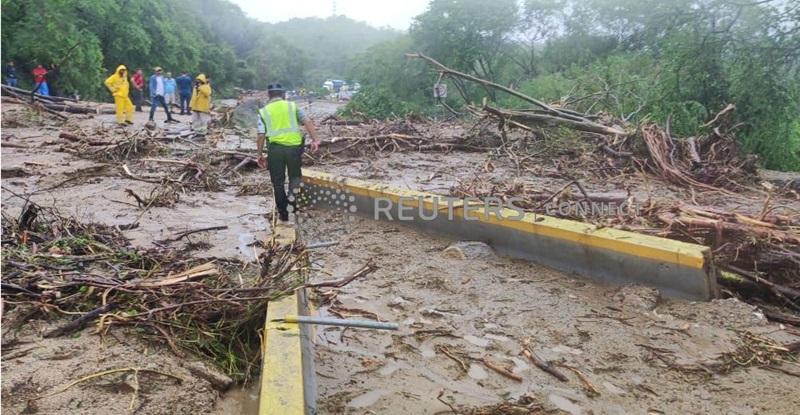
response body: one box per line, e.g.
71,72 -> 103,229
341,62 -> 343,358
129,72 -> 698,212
464,335 -> 490,347
467,363 -> 488,380
509,356 -> 529,373
215,384 -> 259,415
348,389 -> 388,408
379,360 -> 401,376
419,341 -> 436,358
238,232 -> 257,261
549,394 -> 584,415
485,333 -> 510,342
551,344 -> 583,355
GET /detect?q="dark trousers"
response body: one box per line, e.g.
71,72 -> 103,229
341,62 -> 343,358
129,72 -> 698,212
179,93 -> 191,114
132,89 -> 143,111
268,143 -> 303,215
149,95 -> 173,121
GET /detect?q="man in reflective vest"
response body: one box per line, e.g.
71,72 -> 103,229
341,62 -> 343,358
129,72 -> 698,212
257,83 -> 320,222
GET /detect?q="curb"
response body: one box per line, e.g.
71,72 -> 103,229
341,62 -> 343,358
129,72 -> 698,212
302,169 -> 717,300
259,224 -> 316,414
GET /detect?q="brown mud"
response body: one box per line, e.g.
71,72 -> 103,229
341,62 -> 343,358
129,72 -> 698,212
2,98 -> 799,414
301,211 -> 800,414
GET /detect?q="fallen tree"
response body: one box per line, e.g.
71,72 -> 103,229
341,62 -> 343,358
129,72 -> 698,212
407,53 -> 626,136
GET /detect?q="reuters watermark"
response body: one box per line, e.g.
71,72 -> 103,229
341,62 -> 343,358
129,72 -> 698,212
372,196 -> 639,221
295,183 -> 639,222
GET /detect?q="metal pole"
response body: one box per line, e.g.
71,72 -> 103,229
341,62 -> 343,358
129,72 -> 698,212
275,315 -> 399,331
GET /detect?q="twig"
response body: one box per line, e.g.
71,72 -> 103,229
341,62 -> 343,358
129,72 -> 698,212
559,364 -> 600,397
435,345 -> 469,372
160,225 -> 229,243
305,262 -> 376,288
481,358 -> 523,382
43,367 -> 183,398
522,346 -> 568,382
43,303 -> 117,338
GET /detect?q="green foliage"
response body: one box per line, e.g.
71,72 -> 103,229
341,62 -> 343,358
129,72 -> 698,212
244,34 -> 309,89
341,0 -> 797,170
411,0 -> 518,84
345,36 -> 432,112
265,16 -> 398,87
340,86 -> 415,119
1,0 -> 106,97
0,0 -> 400,99
2,0 -> 797,169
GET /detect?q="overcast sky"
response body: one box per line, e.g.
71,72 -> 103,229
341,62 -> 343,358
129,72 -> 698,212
229,0 -> 430,30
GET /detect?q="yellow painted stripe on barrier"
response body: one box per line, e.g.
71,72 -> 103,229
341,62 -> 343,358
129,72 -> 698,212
259,223 -> 305,415
303,169 -> 707,269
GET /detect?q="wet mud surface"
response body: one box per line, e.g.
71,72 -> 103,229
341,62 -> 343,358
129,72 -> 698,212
3,100 -> 799,414
1,106 -> 272,414
301,211 -> 800,414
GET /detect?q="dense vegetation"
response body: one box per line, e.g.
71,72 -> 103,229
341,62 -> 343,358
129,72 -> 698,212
0,0 -> 395,98
2,0 -> 797,169
344,0 -> 800,170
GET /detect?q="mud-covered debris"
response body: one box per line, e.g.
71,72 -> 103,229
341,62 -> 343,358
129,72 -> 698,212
442,241 -> 495,260
184,361 -> 234,391
613,285 -> 660,312
0,201 -> 304,382
388,296 -> 410,309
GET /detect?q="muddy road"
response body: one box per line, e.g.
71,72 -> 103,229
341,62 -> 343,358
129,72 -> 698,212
2,98 -> 799,414
301,211 -> 800,414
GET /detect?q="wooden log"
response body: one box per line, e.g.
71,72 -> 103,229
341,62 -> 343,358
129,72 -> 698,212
1,89 -> 69,120
522,345 -> 568,381
1,84 -> 77,102
600,144 -> 632,157
482,105 -> 626,136
407,53 -> 625,136
43,303 -> 117,338
58,132 -> 113,146
671,214 -> 800,244
686,137 -> 702,164
41,102 -> 96,114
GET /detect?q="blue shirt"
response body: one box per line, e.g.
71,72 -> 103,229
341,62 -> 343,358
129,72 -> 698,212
176,74 -> 193,95
165,78 -> 176,94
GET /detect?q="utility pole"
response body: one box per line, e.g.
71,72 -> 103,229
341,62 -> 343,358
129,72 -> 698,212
331,0 -> 337,16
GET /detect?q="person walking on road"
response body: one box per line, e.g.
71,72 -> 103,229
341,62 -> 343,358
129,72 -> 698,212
189,74 -> 212,136
103,65 -> 134,126
256,83 -> 320,222
32,64 -> 49,96
164,72 -> 177,108
4,61 -> 18,87
131,68 -> 145,112
148,67 -> 177,123
176,71 -> 192,115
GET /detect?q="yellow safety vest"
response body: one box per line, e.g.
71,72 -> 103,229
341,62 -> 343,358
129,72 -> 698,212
258,100 -> 302,146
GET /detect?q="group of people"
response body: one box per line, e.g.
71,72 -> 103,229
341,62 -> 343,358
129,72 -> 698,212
4,61 -> 58,97
104,66 -> 211,134
6,58 -> 317,223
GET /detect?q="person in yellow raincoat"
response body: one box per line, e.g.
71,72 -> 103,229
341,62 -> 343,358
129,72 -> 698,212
189,73 -> 212,135
104,65 -> 134,125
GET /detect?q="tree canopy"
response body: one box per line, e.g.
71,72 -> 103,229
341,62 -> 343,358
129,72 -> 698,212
2,0 -> 797,170
0,0 -> 397,98
344,0 -> 800,170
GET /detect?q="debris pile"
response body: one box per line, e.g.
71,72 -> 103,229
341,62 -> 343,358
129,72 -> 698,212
400,53 -> 797,310
1,201 -> 305,382
309,117 -> 496,164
